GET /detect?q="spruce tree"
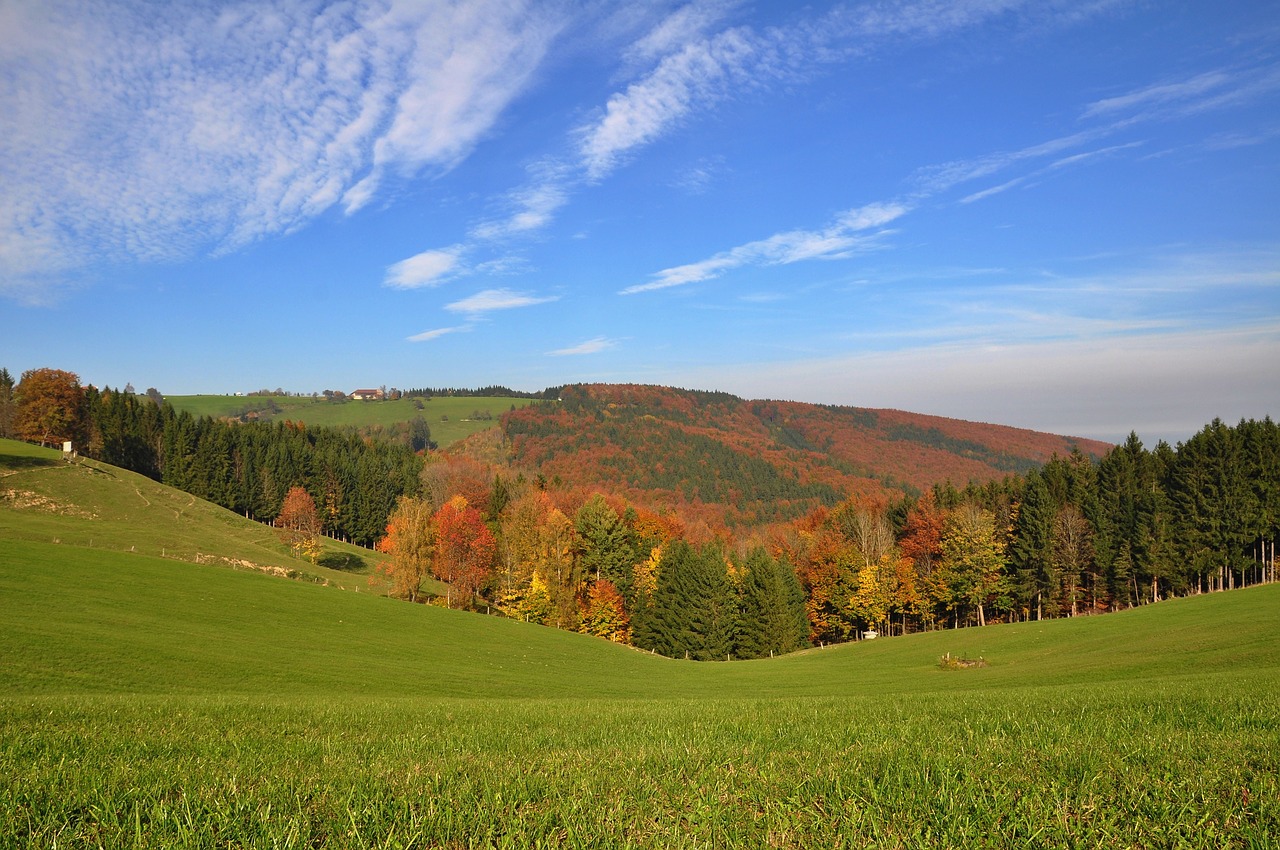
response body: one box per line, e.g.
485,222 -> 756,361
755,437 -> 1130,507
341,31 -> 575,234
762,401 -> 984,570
1010,469 -> 1054,619
737,548 -> 809,658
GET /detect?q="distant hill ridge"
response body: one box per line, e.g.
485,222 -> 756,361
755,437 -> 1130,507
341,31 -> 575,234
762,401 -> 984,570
493,383 -> 1111,529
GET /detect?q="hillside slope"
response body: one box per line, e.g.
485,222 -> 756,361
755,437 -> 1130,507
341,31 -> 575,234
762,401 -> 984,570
5,529 -> 1277,698
494,383 -> 1112,529
0,438 -> 414,591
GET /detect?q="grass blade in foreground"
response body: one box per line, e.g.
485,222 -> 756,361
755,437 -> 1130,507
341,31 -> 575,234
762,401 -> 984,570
4,680 -> 1278,848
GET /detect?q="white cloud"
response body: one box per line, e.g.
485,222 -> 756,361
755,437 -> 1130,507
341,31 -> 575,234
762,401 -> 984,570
342,1 -> 566,213
926,64 -> 1280,214
623,201 -> 909,293
445,288 -> 559,314
959,142 -> 1144,204
385,247 -> 464,289
912,130 -> 1099,196
407,325 -> 469,342
389,0 -> 1122,277
0,0 -> 566,299
621,1 -> 738,68
548,336 -> 617,356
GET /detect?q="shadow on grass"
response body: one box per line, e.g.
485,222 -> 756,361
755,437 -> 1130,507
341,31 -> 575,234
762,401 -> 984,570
0,455 -> 61,472
317,552 -> 367,572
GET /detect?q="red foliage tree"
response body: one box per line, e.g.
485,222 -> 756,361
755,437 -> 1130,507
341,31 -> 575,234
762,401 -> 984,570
433,495 -> 496,608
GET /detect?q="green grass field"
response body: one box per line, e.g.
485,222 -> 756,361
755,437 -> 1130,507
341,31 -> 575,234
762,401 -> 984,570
167,394 -> 536,447
2,441 -> 1278,847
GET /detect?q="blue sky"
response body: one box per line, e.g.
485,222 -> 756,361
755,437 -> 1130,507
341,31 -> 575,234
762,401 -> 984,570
2,0 -> 1277,445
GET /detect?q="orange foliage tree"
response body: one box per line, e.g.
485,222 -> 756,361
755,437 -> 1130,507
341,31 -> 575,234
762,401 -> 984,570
899,493 -> 946,629
580,579 -> 630,643
276,485 -> 321,562
15,368 -> 85,448
433,495 -> 496,608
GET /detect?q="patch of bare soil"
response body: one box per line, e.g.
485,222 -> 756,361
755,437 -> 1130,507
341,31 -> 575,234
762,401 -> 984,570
2,488 -> 98,519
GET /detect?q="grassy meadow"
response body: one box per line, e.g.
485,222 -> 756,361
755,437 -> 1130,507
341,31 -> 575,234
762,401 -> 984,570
167,394 -> 537,447
3,441 -> 1279,847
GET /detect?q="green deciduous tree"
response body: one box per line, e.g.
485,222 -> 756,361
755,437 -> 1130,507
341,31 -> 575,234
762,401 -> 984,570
938,504 -> 1008,628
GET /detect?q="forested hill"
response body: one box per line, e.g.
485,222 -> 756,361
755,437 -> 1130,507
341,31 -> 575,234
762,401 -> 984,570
492,383 -> 1112,530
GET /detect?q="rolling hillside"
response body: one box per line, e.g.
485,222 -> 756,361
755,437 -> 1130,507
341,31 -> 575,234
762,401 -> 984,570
491,383 -> 1112,529
3,513 -> 1278,699
4,443 -> 1277,847
0,438 -> 434,593
4,433 -> 1271,701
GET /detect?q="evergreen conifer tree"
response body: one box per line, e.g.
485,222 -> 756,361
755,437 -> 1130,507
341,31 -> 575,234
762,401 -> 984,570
736,548 -> 809,658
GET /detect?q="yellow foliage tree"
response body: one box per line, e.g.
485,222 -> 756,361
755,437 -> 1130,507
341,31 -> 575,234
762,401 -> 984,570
376,496 -> 435,602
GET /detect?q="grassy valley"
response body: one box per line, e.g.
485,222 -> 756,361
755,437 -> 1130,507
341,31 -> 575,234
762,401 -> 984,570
2,443 -> 1278,846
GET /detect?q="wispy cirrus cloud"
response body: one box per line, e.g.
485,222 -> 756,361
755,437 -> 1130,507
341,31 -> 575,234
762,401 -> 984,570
389,0 -> 1130,297
912,130 -> 1100,196
1083,70 -> 1236,119
622,201 -> 908,294
0,0 -> 565,300
407,325 -> 469,343
548,336 -> 618,356
468,163 -> 573,242
958,141 -> 1145,203
934,64 -> 1280,206
578,25 -> 770,181
620,0 -> 738,68
445,288 -> 559,315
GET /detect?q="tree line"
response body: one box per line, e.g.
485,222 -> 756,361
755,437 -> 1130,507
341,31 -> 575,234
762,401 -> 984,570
376,417 -> 1279,657
377,487 -> 810,659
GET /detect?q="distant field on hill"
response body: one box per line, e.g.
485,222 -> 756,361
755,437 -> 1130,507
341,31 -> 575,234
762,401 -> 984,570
167,394 -> 535,446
